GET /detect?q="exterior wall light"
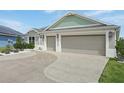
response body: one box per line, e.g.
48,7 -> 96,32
109,31 -> 113,37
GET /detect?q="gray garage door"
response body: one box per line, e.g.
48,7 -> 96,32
47,36 -> 56,51
61,35 -> 105,56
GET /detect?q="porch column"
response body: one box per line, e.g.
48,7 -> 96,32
26,36 -> 29,43
38,35 -> 42,49
38,36 -> 40,45
106,31 -> 109,57
43,34 -> 47,51
34,36 -> 37,49
106,31 -> 116,57
56,34 -> 61,52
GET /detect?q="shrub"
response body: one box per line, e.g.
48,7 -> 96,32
1,45 -> 12,54
13,43 -> 19,49
22,42 -> 29,49
1,49 -> 6,53
13,49 -> 19,53
27,43 -> 34,49
115,38 -> 124,56
13,36 -> 24,50
14,36 -> 34,50
6,45 -> 12,51
4,50 -> 10,54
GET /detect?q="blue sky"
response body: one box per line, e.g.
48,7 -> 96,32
0,10 -> 123,37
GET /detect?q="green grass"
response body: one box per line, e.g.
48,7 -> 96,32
99,58 -> 124,83
0,47 -> 6,52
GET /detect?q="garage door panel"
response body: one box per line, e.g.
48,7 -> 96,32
62,35 -> 105,56
47,36 -> 56,51
62,49 -> 104,55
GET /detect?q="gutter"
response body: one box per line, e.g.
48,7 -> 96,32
43,25 -> 119,33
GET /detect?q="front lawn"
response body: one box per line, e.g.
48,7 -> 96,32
99,58 -> 124,83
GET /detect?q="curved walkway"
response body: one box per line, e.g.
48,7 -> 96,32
0,51 -> 57,83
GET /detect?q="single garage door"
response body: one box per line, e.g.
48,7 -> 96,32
61,35 -> 105,56
47,36 -> 56,51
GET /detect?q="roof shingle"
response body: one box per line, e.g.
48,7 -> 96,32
0,25 -> 23,36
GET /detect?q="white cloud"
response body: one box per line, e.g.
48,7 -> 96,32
44,10 -> 56,13
102,15 -> 124,23
84,10 -> 113,16
98,14 -> 124,26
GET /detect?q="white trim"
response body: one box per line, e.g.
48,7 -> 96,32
44,30 -> 107,36
45,25 -> 117,33
27,36 -> 29,44
43,34 -> 47,51
39,36 -> 40,45
106,31 -> 117,57
31,28 -> 39,33
114,31 -> 117,47
106,31 -> 109,57
44,26 -> 117,35
56,34 -> 61,52
43,12 -> 69,31
43,12 -> 111,31
34,36 -> 37,49
75,13 -> 112,25
50,24 -> 101,30
59,31 -> 106,36
106,49 -> 116,57
25,36 -> 29,43
26,29 -> 39,35
37,36 -> 42,49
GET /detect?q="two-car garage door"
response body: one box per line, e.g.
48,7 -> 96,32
61,35 -> 105,56
47,35 -> 105,56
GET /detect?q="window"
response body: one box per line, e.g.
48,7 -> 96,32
29,37 -> 35,44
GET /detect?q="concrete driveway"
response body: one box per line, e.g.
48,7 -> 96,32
0,50 -> 107,83
45,52 -> 108,83
0,51 -> 57,83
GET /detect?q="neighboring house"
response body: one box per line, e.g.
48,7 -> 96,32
26,12 -> 120,57
0,25 -> 23,47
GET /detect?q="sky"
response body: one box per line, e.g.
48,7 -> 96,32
0,10 -> 124,37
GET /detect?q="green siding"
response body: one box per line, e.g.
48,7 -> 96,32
50,15 -> 97,28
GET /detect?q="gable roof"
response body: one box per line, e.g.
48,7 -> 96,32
26,27 -> 47,35
0,25 -> 23,36
44,12 -> 111,31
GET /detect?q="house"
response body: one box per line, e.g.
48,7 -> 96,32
0,25 -> 23,47
26,12 -> 120,57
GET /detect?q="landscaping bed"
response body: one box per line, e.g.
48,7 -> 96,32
0,36 -> 34,56
99,58 -> 124,83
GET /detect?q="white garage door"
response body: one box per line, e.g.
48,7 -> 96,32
61,35 -> 105,56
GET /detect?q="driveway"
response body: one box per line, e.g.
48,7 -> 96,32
0,51 -> 57,83
45,52 -> 108,83
0,51 -> 107,83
